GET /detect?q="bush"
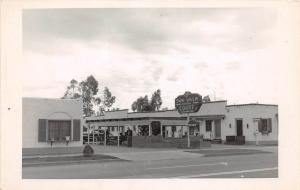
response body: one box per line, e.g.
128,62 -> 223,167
83,144 -> 94,157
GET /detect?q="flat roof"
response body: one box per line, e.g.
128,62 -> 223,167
23,97 -> 83,102
226,103 -> 278,107
86,100 -> 227,122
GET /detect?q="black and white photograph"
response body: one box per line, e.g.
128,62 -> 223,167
21,8 -> 280,179
1,1 -> 300,190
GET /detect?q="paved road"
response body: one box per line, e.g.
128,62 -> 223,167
23,148 -> 277,179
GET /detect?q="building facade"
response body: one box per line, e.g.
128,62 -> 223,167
224,104 -> 278,145
85,101 -> 278,145
22,98 -> 83,148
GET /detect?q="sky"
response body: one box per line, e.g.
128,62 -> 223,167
23,8 -> 281,110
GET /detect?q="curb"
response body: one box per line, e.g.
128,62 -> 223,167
23,153 -> 83,159
23,158 -> 128,167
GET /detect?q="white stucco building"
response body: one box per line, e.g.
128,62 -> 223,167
22,96 -> 278,148
86,101 -> 278,145
22,97 -> 83,148
224,104 -> 278,145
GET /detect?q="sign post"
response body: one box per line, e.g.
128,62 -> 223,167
175,91 -> 202,148
187,113 -> 190,148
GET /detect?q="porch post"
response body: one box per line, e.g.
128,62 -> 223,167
92,125 -> 95,144
104,127 -> 106,146
148,124 -> 151,136
211,120 -> 215,140
187,113 -> 190,148
87,124 -> 90,144
117,125 -> 120,147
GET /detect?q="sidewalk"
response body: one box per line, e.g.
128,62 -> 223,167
103,150 -> 204,161
22,145 -> 180,158
208,144 -> 278,153
23,144 -> 278,159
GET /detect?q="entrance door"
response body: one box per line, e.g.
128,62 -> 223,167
162,126 -> 166,138
236,119 -> 243,136
214,119 -> 221,138
151,121 -> 161,136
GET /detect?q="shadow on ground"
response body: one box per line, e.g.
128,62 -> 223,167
185,149 -> 272,157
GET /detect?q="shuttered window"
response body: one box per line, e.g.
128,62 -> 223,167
48,120 -> 71,141
73,119 -> 81,141
38,119 -> 47,142
258,118 -> 272,134
267,119 -> 272,133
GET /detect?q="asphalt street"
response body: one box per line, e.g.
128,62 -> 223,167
22,147 -> 278,179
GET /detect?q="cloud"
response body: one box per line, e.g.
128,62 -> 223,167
225,61 -> 240,70
152,66 -> 164,81
167,72 -> 179,82
23,8 -> 279,55
166,65 -> 186,82
193,62 -> 208,70
23,9 -> 171,54
22,8 -> 280,109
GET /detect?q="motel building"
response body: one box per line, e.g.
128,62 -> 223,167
85,100 -> 278,148
22,97 -> 278,149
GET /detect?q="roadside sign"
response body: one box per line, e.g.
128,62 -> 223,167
175,91 -> 202,148
175,91 -> 202,114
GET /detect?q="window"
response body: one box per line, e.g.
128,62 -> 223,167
48,120 -> 71,141
206,120 -> 212,132
258,118 -> 272,135
262,119 -> 267,131
171,126 -> 176,133
189,127 -> 194,135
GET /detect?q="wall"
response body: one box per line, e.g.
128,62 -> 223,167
224,105 -> 278,144
131,136 -> 211,148
22,98 -> 83,148
190,101 -> 227,117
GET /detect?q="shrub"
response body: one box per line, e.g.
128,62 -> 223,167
83,144 -> 94,157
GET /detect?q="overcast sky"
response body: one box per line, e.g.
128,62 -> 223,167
23,8 -> 281,110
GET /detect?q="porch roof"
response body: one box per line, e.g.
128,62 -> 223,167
86,100 -> 227,122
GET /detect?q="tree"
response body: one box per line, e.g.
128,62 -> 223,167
103,87 -> 116,111
131,89 -> 163,112
131,96 -> 152,112
150,89 -> 162,111
62,75 -> 102,117
131,101 -> 138,112
203,95 -> 211,103
111,107 -> 120,111
79,75 -> 101,117
62,79 -> 81,99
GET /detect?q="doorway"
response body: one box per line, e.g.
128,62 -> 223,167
236,119 -> 243,136
151,121 -> 161,136
214,119 -> 221,138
